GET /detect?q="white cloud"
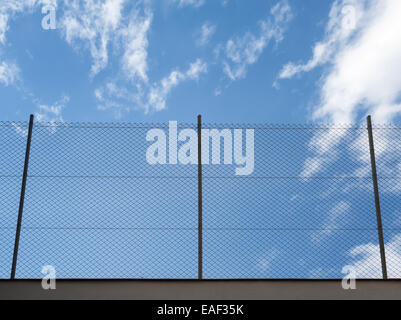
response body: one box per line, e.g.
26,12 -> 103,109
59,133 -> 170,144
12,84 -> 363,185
196,22 -> 216,46
284,1 -> 401,272
0,61 -> 19,86
222,0 -> 292,81
345,233 -> 401,278
147,59 -> 207,112
119,8 -> 152,82
300,127 -> 344,177
0,13 -> 8,45
186,58 -> 208,80
94,59 -> 207,116
60,0 -> 127,77
57,1 -> 156,116
11,122 -> 28,137
35,95 -> 69,129
279,0 -> 364,80
317,0 -> 401,124
60,0 -> 153,105
172,0 -> 205,8
280,0 -> 401,124
283,0 -> 401,177
95,81 -> 142,119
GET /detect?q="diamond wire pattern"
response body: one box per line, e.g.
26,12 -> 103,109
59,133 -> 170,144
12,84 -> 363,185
17,123 -> 198,278
202,124 -> 394,278
1,121 -> 401,278
0,122 -> 29,278
372,126 -> 401,278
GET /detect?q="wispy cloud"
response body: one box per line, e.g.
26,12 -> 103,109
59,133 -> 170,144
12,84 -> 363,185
95,81 -> 141,119
95,59 -> 208,115
67,0 -> 209,117
119,8 -> 152,82
221,0 -> 292,82
35,95 -> 70,125
279,0 -> 364,81
59,0 -> 157,117
0,61 -> 19,86
196,22 -> 216,46
11,122 -> 28,137
60,0 -> 127,77
10,95 -> 70,135
0,11 -> 8,45
147,59 -> 207,112
171,0 -> 205,8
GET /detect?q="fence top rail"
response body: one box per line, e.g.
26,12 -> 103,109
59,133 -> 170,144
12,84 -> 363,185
2,120 -> 401,129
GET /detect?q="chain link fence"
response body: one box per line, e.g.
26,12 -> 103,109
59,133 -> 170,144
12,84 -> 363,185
0,117 -> 400,279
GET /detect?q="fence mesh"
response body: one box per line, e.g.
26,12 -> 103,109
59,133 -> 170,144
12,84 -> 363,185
372,126 -> 401,278
0,120 -> 400,279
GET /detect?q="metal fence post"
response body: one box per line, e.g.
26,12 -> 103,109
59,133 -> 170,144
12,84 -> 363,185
367,115 -> 388,279
11,114 -> 34,279
197,115 -> 203,280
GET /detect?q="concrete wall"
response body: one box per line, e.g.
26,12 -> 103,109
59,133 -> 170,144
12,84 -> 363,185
1,279 -> 401,300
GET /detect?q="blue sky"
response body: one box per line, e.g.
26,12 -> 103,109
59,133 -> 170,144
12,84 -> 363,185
0,0 -> 339,124
1,0 -> 401,279
1,0 -> 400,125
